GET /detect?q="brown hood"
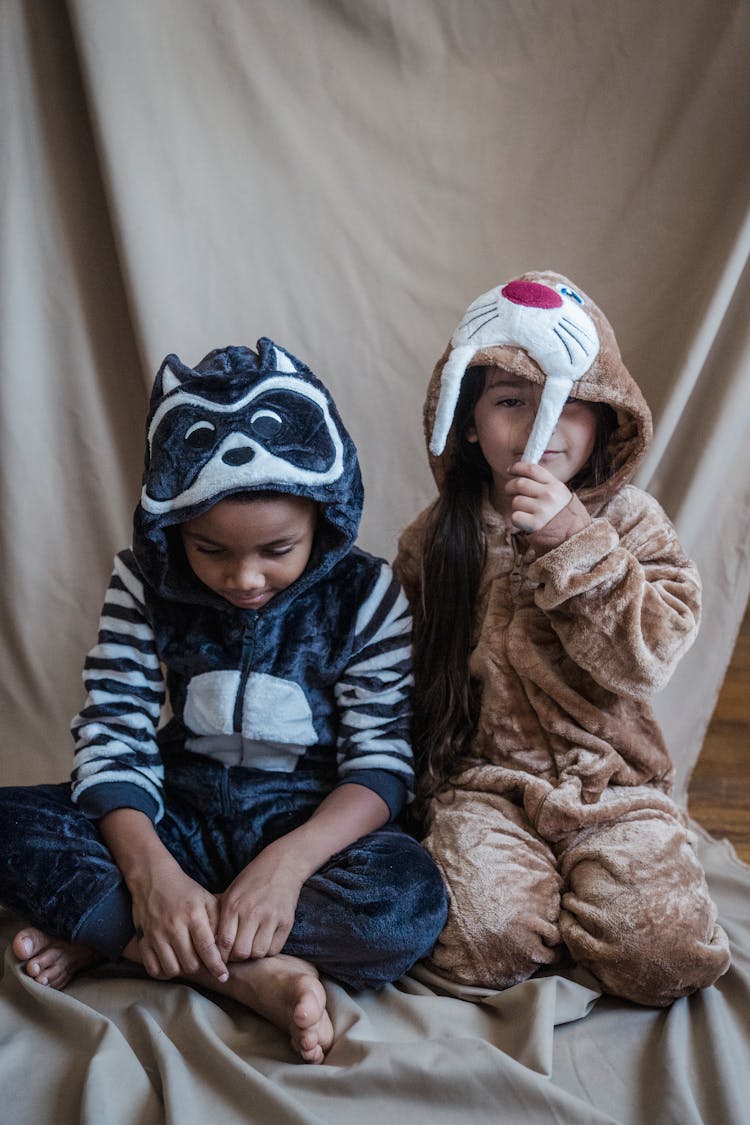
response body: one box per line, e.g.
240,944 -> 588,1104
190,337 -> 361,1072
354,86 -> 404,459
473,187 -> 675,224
423,270 -> 652,507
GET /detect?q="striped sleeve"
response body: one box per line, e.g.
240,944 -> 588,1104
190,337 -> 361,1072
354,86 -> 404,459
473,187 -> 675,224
70,552 -> 166,823
334,563 -> 415,809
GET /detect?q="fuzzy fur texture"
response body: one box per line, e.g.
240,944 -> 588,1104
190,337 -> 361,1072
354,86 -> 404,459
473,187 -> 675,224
395,271 -> 730,1005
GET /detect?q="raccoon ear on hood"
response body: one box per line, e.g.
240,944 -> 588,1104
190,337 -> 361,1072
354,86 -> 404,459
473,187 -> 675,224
257,337 -> 301,375
152,355 -> 192,402
424,270 -> 652,503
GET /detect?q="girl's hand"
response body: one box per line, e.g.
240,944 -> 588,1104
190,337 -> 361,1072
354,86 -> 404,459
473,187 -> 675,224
216,845 -> 306,962
129,857 -> 227,982
505,461 -> 572,533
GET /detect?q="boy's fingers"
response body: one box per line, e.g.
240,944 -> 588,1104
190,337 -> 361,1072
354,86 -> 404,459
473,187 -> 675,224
216,910 -> 239,959
273,918 -> 294,955
131,923 -> 158,976
250,920 -> 277,959
230,918 -> 260,962
139,946 -> 162,979
204,896 -> 221,933
268,926 -> 289,957
143,940 -> 177,980
157,945 -> 183,980
192,920 -> 229,980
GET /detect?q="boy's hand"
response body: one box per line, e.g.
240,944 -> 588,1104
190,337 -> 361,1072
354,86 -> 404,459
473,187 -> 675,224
98,807 -> 228,983
505,461 -> 572,534
129,858 -> 228,983
216,845 -> 306,962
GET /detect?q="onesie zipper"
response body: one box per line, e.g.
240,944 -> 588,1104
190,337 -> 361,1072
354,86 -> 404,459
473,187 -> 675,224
509,533 -> 526,601
233,616 -> 257,733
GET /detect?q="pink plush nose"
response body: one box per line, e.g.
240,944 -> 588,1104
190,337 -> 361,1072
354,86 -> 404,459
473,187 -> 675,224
501,280 -> 562,309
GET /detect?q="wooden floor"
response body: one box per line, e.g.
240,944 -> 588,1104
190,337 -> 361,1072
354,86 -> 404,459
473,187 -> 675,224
688,604 -> 750,863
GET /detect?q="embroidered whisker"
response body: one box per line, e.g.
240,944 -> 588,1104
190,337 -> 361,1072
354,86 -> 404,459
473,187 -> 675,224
467,312 -> 500,339
460,303 -> 496,328
557,322 -> 591,356
552,326 -> 575,363
561,316 -> 595,345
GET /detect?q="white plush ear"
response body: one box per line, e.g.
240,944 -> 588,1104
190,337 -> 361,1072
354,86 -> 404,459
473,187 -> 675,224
521,374 -> 575,463
272,347 -> 298,374
429,344 -> 476,456
160,363 -> 183,396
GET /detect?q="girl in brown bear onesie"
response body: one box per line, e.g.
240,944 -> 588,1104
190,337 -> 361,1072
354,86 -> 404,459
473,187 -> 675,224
395,270 -> 731,1006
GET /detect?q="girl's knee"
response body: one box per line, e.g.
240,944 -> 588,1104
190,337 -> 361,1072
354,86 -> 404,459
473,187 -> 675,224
426,843 -> 562,989
428,899 -> 562,989
561,905 -> 730,1005
424,793 -> 563,988
559,815 -> 731,1004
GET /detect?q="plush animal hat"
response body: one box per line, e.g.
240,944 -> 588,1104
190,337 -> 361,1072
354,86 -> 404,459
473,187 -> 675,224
140,339 -> 350,518
132,338 -> 363,603
425,270 -> 652,499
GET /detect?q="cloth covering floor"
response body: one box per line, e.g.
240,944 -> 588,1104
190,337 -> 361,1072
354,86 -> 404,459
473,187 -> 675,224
1,826 -> 748,1125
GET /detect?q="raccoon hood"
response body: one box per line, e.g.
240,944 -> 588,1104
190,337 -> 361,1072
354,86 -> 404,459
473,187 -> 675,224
425,270 -> 652,507
133,338 -> 362,606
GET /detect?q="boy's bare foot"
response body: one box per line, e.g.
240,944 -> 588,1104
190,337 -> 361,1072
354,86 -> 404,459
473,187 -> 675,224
12,927 -> 100,989
186,953 -> 334,1064
13,930 -> 332,1063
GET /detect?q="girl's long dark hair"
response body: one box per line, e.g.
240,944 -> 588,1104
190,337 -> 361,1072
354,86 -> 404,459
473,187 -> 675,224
411,372 -> 618,819
411,369 -> 489,815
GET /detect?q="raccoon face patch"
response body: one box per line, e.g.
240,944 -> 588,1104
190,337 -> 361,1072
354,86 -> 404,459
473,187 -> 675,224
141,373 -> 345,515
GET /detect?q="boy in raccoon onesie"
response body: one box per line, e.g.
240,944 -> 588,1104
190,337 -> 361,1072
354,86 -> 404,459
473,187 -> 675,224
0,339 -> 447,1063
394,271 -> 730,1006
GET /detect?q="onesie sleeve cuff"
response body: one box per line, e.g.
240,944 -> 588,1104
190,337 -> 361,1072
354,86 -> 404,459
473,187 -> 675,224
76,782 -> 161,825
334,769 -> 407,821
526,492 -> 591,555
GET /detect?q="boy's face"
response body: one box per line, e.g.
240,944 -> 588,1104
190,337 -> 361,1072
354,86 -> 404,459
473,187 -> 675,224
466,369 -> 598,487
181,494 -> 317,610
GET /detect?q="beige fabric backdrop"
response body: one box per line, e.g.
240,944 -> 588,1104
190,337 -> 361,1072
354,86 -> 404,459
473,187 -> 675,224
2,0 -> 750,806
3,6 -> 750,1123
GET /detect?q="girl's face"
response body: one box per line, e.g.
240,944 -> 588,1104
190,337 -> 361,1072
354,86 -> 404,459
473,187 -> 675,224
466,369 -> 598,489
181,494 -> 317,610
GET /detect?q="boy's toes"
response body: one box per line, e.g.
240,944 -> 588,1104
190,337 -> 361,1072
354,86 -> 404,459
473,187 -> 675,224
31,948 -> 64,986
298,1040 -> 324,1064
37,963 -> 67,989
12,926 -> 48,962
11,927 -> 99,990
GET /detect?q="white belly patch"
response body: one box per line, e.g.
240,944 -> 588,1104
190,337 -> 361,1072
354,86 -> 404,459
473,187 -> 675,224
183,670 -> 318,770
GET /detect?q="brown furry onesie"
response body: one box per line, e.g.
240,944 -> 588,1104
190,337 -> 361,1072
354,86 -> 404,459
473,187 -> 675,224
395,271 -> 730,1006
